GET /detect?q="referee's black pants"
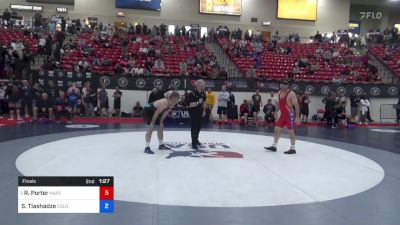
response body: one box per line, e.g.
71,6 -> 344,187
189,109 -> 202,146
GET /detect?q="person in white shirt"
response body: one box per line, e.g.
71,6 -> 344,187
134,66 -> 144,76
359,94 -> 370,125
217,85 -> 230,124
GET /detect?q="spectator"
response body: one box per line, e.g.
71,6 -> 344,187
134,65 -> 144,76
33,93 -> 54,121
205,88 -> 216,119
179,60 -> 188,75
98,86 -> 109,117
148,88 -> 162,103
2,9 -> 11,27
133,101 -> 143,117
396,96 -> 400,124
7,84 -> 22,120
300,91 -> 311,123
350,93 -> 359,123
217,85 -> 230,124
21,80 -> 34,118
82,82 -> 95,117
314,31 -> 323,43
251,89 -> 262,125
322,92 -> 337,127
240,100 -> 250,126
263,99 -> 276,125
78,58 -> 90,71
227,89 -> 236,121
246,65 -> 256,78
54,91 -> 72,123
113,87 -> 122,118
334,101 -> 347,127
219,67 -> 228,79
0,82 -> 7,118
359,94 -> 370,125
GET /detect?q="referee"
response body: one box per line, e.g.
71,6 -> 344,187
186,79 -> 206,150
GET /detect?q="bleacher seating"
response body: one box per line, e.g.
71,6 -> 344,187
60,33 -> 210,75
0,28 -> 39,55
219,38 -> 383,83
369,44 -> 400,77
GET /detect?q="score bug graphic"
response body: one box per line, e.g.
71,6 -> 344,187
18,177 -> 114,214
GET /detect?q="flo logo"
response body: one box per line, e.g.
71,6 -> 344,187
360,12 -> 382,20
164,142 -> 244,159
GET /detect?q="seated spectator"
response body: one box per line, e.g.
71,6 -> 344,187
147,47 -> 155,57
179,60 -> 188,75
291,65 -> 301,75
114,64 -> 124,74
33,93 -> 54,121
187,56 -> 196,66
134,65 -> 144,76
263,99 -> 276,124
92,57 -> 101,66
240,100 -> 250,126
323,50 -> 332,64
297,57 -> 309,67
153,58 -> 165,70
78,58 -> 90,71
145,58 -> 154,71
306,64 -> 319,75
133,101 -> 143,117
246,66 -> 256,78
139,46 -> 148,55
219,67 -> 228,79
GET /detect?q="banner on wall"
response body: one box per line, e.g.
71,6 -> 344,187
31,71 -> 399,98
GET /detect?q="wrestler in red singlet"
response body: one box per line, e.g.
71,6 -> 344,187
275,90 -> 295,129
265,80 -> 300,154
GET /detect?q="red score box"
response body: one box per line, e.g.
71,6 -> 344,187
99,186 -> 114,200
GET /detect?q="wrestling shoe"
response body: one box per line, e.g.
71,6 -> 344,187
195,141 -> 202,146
284,149 -> 297,154
144,147 -> 154,154
192,144 -> 199,151
159,144 -> 171,150
264,146 -> 277,152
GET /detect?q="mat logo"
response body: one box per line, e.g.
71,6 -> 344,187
168,109 -> 190,119
164,142 -> 244,159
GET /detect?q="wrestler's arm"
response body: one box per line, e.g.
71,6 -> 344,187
289,92 -> 300,123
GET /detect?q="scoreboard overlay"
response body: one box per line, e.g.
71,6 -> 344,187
18,176 -> 114,213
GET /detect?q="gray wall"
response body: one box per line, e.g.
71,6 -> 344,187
0,0 -> 350,37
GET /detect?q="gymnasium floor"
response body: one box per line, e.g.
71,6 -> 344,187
1,121 -> 400,225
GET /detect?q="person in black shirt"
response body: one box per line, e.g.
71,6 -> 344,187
113,87 -> 122,118
33,93 -> 54,121
148,88 -> 164,103
350,93 -> 360,123
21,80 -> 35,118
263,99 -> 276,124
300,92 -> 311,123
396,96 -> 400,124
2,9 -> 11,27
252,89 -> 262,125
334,101 -> 347,127
322,92 -> 338,127
186,79 -> 206,150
